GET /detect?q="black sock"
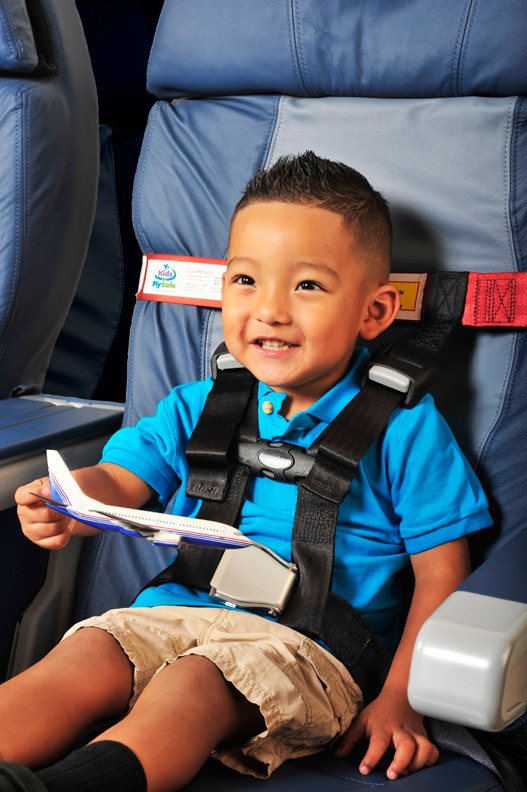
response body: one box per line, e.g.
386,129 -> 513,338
36,741 -> 146,792
0,762 -> 48,792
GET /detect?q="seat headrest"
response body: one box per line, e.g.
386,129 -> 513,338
148,0 -> 527,100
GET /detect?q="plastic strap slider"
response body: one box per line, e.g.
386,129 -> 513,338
361,346 -> 438,408
211,342 -> 245,380
368,365 -> 410,394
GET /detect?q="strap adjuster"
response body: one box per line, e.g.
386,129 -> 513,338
361,345 -> 438,408
211,342 -> 244,380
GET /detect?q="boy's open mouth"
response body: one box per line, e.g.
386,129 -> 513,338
255,339 -> 296,351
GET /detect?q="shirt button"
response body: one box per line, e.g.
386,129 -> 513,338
262,401 -> 274,415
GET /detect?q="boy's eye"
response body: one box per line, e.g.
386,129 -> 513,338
233,274 -> 255,286
297,280 -> 322,291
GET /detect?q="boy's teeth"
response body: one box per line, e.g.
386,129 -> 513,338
259,339 -> 292,350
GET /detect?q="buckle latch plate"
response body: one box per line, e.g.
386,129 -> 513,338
210,543 -> 297,617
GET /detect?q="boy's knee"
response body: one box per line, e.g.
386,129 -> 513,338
51,626 -> 134,714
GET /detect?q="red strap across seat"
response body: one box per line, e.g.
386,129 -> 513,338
136,255 -> 527,327
462,272 -> 527,328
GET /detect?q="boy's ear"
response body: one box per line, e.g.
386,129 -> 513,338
359,283 -> 401,341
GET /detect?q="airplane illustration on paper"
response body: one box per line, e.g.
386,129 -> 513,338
32,450 -> 253,550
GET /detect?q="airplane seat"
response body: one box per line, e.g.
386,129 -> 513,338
4,0 -> 526,789
44,0 -> 164,404
0,0 -> 104,679
68,1 -> 526,789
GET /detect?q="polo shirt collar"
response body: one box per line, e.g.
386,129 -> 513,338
257,347 -> 369,437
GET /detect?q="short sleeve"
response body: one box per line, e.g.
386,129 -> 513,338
386,395 -> 493,555
101,378 -> 213,508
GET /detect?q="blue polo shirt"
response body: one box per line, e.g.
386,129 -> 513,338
101,348 -> 492,653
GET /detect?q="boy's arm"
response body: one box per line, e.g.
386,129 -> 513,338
16,462 -> 155,550
334,535 -> 472,780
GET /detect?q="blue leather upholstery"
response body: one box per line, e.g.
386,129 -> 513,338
149,0 -> 527,99
45,0 -> 163,402
183,751 -> 502,792
0,0 -> 98,399
0,0 -> 38,72
0,396 -> 123,679
45,124 -> 144,402
460,528 -> 527,605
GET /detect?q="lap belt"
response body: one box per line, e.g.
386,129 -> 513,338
142,272 -> 470,704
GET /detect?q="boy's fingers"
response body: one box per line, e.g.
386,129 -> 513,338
404,738 -> 439,774
32,528 -> 72,550
15,480 -> 46,506
20,517 -> 72,549
333,715 -> 366,757
385,730 -> 436,780
358,731 -> 392,775
18,500 -> 64,526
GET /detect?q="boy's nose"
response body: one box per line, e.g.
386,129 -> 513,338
253,290 -> 291,325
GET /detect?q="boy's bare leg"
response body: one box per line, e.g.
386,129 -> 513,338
92,654 -> 265,792
0,627 -> 133,767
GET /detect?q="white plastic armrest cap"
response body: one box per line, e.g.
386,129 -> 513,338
408,590 -> 527,731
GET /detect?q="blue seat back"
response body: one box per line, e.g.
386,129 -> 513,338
0,0 -> 98,398
44,0 -> 164,403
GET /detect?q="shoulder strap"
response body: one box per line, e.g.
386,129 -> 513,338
280,380 -> 405,637
160,366 -> 258,590
185,366 -> 257,502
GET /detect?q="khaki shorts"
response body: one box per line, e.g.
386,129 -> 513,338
63,606 -> 362,777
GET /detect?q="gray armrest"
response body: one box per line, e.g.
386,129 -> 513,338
2,395 -> 124,678
408,528 -> 527,731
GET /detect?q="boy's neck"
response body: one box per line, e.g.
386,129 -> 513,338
275,352 -> 358,421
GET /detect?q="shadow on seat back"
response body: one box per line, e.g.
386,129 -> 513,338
0,0 -> 98,399
0,0 -> 98,679
43,0 -> 164,404
75,1 -> 526,789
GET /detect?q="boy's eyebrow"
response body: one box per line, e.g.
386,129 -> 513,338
227,257 -> 341,280
297,261 -> 341,280
226,256 -> 256,268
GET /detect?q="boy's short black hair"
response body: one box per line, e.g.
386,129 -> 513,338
232,151 -> 392,284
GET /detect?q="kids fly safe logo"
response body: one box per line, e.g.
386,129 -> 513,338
152,266 -> 177,289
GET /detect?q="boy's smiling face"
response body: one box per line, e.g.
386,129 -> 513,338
222,202 -> 398,418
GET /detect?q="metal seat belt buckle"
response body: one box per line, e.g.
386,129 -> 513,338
209,543 -> 297,618
361,345 -> 438,408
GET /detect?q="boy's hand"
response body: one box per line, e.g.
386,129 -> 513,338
334,687 -> 439,780
16,479 -> 73,549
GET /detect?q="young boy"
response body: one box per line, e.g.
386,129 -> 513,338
6,153 -> 491,792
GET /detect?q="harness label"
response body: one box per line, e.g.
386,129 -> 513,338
137,255 -> 226,307
389,273 -> 428,321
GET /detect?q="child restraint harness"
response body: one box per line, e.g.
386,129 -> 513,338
142,270 -> 527,706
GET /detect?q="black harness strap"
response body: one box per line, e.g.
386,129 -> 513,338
389,271 -> 470,368
185,367 -> 256,502
152,371 -> 259,592
281,381 -> 405,638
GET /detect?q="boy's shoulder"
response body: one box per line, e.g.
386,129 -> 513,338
385,391 -> 457,461
161,376 -> 214,412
